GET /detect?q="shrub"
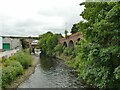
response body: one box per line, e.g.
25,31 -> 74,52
114,66 -> 120,80
2,50 -> 32,88
9,55 -> 16,61
73,40 -> 120,89
63,47 -> 74,56
2,61 -> 23,88
15,51 -> 32,69
69,2 -> 120,89
46,49 -> 54,56
2,59 -> 11,67
9,61 -> 24,75
54,44 -> 63,55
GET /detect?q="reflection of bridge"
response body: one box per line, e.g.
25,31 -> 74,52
59,32 -> 82,47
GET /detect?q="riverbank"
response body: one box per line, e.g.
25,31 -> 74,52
56,54 -> 75,68
4,55 -> 39,89
56,54 -> 71,61
56,54 -> 92,88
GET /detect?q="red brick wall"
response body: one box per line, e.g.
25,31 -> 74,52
58,32 -> 82,46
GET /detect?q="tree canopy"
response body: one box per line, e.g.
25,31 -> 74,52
73,2 -> 120,89
39,32 -> 62,56
71,24 -> 79,34
38,2 -> 120,89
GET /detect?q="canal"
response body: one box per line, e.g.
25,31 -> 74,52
18,55 -> 87,88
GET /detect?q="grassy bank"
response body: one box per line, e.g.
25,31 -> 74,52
2,50 -> 33,89
5,56 -> 39,88
56,54 -> 75,67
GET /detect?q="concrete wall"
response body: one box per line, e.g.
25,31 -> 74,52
3,37 -> 21,50
11,38 -> 21,49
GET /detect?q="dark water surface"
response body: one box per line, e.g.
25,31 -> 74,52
18,55 -> 88,89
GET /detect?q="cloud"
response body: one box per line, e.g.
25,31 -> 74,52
0,0 -> 85,36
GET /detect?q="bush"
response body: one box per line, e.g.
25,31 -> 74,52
15,51 -> 32,69
73,40 -> 120,89
68,2 -> 120,89
114,66 -> 120,80
2,50 -> 33,88
54,44 -> 63,55
63,47 -> 74,56
2,61 -> 23,88
9,61 -> 24,75
46,49 -> 54,56
9,55 -> 16,61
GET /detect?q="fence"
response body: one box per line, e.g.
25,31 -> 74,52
0,49 -> 20,60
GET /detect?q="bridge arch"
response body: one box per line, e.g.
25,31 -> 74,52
58,32 -> 82,48
68,40 -> 74,48
63,42 -> 67,47
77,38 -> 80,42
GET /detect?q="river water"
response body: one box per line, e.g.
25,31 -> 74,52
18,55 -> 88,89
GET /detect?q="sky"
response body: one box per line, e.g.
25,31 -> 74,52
0,0 -> 85,37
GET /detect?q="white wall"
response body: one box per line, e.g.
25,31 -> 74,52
3,37 -> 21,49
0,36 -> 2,49
11,39 -> 21,49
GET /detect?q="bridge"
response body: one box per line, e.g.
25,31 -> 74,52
59,32 -> 82,47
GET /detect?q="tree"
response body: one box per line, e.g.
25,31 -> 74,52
20,39 -> 29,49
64,30 -> 68,38
39,32 -> 62,56
54,44 -> 63,55
73,2 -> 120,89
71,24 -> 79,34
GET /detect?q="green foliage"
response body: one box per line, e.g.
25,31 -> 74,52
15,51 -> 32,69
54,44 -> 64,55
39,32 -> 62,56
2,50 -> 33,88
71,24 -> 79,34
70,2 -> 120,89
2,60 -> 23,88
63,47 -> 76,58
64,30 -> 68,38
20,39 -> 29,49
114,66 -> 120,80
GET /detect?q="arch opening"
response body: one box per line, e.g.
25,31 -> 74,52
63,42 -> 67,47
77,38 -> 80,42
68,40 -> 74,48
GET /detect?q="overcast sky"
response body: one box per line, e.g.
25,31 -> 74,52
0,0 -> 85,36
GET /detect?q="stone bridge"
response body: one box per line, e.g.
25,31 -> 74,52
59,32 -> 82,47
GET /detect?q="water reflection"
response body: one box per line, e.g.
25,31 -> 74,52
40,55 -> 57,71
18,55 -> 93,89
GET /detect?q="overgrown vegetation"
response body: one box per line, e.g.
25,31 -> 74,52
38,2 -> 120,89
38,32 -> 62,56
2,50 -> 33,88
2,60 -> 23,88
15,51 -> 32,69
54,44 -> 64,55
66,2 -> 120,89
20,39 -> 29,49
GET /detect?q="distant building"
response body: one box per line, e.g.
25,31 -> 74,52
31,40 -> 38,46
0,36 -> 22,52
0,36 -> 2,52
